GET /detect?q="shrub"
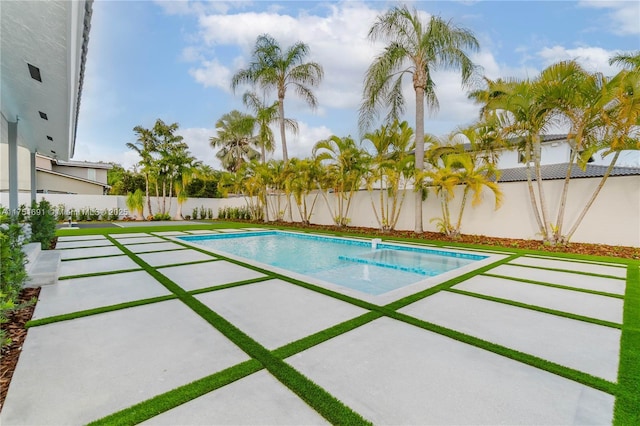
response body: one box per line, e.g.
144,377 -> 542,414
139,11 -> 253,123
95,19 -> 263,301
56,204 -> 66,222
110,209 -> 120,221
0,208 -> 29,349
192,207 -> 199,220
207,208 -> 213,219
89,208 -> 100,221
29,199 -> 56,250
77,208 -> 88,221
152,213 -> 171,221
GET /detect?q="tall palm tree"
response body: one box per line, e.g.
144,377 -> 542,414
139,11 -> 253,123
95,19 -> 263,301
232,34 -> 324,163
360,6 -> 479,233
242,91 -> 299,163
127,125 -> 158,218
210,110 -> 260,172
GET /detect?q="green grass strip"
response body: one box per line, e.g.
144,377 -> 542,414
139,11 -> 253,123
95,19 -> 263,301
523,254 -> 627,268
106,236 -> 371,425
613,263 -> 640,426
188,276 -> 273,296
385,254 -> 520,311
273,311 -> 383,359
88,359 -> 263,426
384,309 -> 617,395
507,262 -> 626,280
57,268 -> 143,280
446,288 -> 621,329
483,273 -> 624,299
154,259 -> 221,269
60,254 -> 127,261
26,294 -> 178,328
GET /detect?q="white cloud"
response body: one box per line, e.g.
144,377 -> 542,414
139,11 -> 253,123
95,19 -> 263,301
579,0 -> 640,35
286,122 -> 334,160
188,59 -> 233,92
178,127 -> 220,169
537,45 -> 620,74
189,2 -> 383,112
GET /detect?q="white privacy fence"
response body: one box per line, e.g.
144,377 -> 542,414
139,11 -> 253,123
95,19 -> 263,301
2,175 -> 638,246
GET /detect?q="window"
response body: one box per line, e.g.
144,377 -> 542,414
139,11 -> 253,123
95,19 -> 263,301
518,147 -> 536,164
87,168 -> 96,181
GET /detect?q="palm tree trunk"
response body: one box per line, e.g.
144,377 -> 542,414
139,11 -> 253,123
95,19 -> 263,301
565,151 -> 621,243
414,86 -> 425,233
145,173 -> 152,218
532,135 -> 552,241
455,187 -> 470,233
554,150 -> 578,241
523,140 -> 545,236
278,96 -> 288,163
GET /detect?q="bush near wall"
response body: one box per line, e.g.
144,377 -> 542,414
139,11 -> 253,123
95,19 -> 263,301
29,199 -> 56,250
0,209 -> 29,349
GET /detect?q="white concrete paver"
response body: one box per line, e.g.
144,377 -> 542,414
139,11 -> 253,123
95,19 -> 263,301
111,233 -> 152,238
58,255 -> 140,277
56,239 -> 114,249
186,229 -> 220,234
287,317 -> 614,425
152,231 -> 188,236
489,264 -> 626,295
512,256 -> 627,278
118,236 -> 167,245
141,370 -> 328,425
32,271 -> 172,319
454,275 -> 623,324
138,250 -> 216,267
196,279 -> 367,349
126,242 -> 187,253
0,301 -> 249,426
161,261 -> 266,291
57,235 -> 107,241
400,291 -> 621,381
57,245 -> 124,260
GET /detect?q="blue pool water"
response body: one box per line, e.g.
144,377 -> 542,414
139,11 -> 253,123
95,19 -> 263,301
179,231 -> 487,295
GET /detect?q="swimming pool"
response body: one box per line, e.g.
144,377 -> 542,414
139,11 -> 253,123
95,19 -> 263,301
178,231 -> 488,296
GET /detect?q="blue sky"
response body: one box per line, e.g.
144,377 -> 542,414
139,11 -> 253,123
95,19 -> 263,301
74,0 -> 640,170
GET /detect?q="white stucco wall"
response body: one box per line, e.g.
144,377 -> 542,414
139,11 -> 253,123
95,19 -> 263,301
0,177 -> 637,247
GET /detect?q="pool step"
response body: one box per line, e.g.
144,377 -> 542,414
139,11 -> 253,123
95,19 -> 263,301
23,242 -> 61,288
338,255 -> 437,276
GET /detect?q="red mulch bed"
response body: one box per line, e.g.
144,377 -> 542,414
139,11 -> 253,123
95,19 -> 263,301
0,287 -> 40,411
273,222 -> 640,260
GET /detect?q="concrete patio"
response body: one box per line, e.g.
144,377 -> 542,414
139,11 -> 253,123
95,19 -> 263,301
0,228 -> 628,425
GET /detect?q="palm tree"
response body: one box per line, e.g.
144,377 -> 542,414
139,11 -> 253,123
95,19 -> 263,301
210,110 -> 260,172
469,77 -> 558,241
423,150 -> 502,237
289,157 -> 323,225
127,125 -> 158,218
154,119 -> 186,216
313,135 -> 368,226
360,6 -> 479,233
362,120 -> 415,231
242,91 -> 299,163
171,149 -> 201,220
231,34 -> 324,163
609,51 -> 640,71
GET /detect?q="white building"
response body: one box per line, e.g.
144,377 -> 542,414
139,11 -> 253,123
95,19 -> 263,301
0,1 -> 93,210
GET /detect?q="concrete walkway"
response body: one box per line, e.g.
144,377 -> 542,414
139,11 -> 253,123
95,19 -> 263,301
0,231 -> 626,425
